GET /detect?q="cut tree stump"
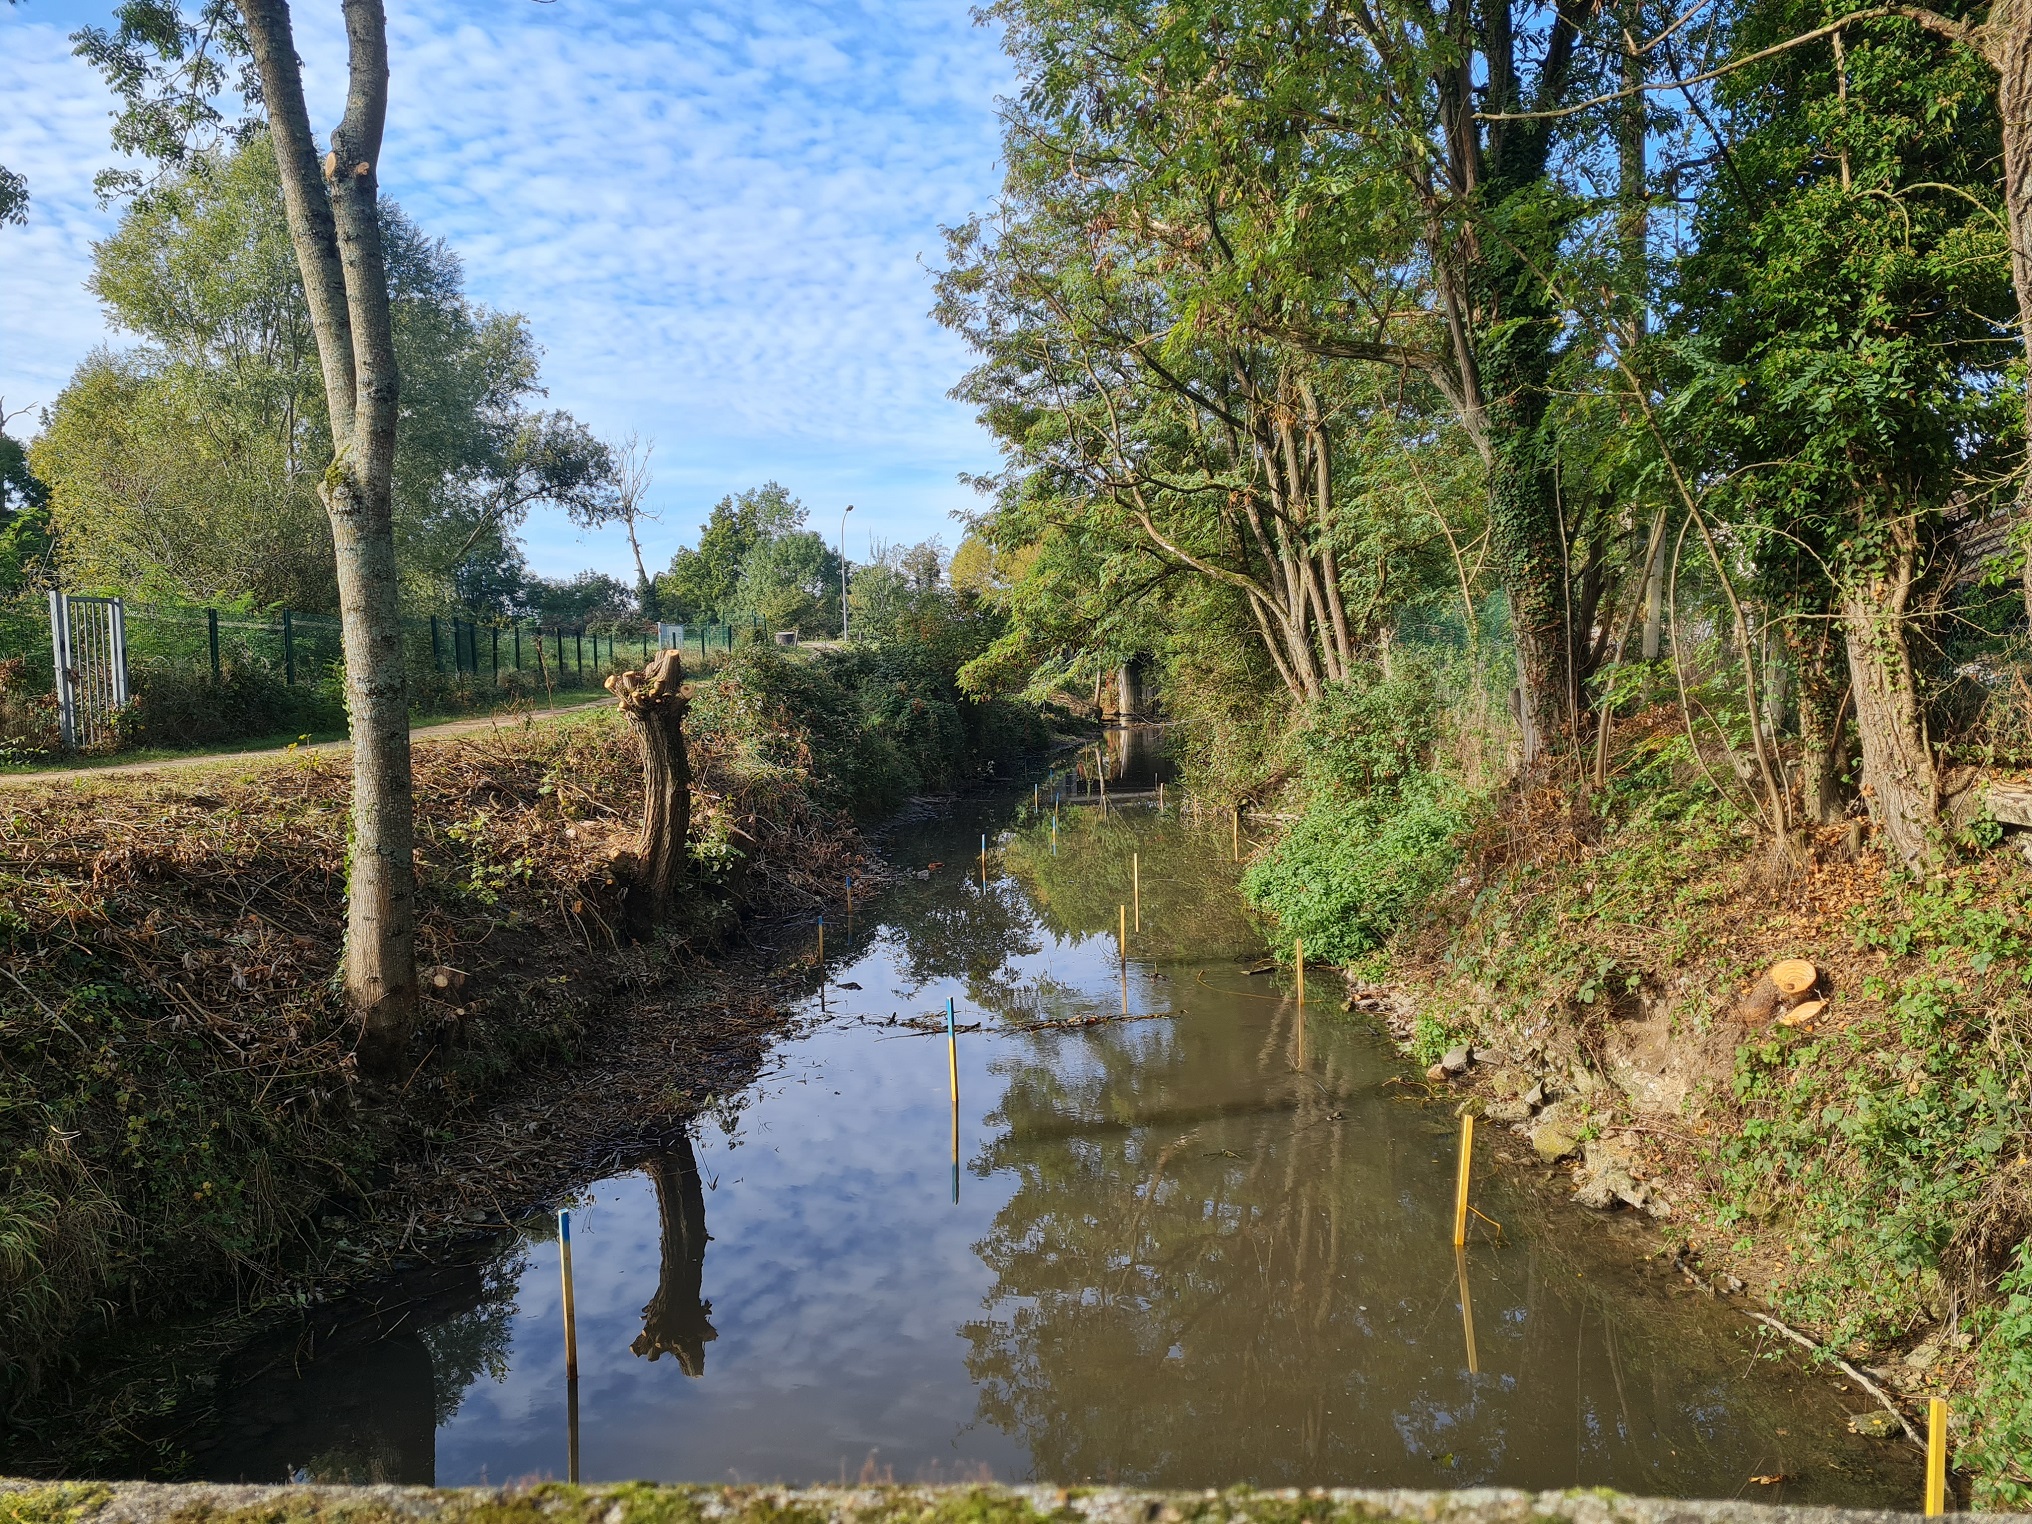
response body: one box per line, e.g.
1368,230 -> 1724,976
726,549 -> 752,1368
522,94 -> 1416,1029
1987,783 -> 2032,828
605,649 -> 690,940
1770,959 -> 1817,997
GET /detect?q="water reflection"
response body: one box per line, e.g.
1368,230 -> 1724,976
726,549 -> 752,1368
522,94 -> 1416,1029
631,1137 -> 716,1374
129,763 -> 1918,1502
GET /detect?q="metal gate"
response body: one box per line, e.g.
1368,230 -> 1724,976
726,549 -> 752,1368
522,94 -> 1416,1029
49,592 -> 129,748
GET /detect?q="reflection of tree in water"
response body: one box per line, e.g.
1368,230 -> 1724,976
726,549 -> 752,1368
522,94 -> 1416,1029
420,1252 -> 525,1426
195,1254 -> 518,1485
631,1133 -> 717,1375
962,1002 -> 1878,1495
1002,812 -> 1259,968
877,870 -> 1041,996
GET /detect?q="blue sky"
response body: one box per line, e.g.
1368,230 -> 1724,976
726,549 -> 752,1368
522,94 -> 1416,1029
0,0 -> 1014,581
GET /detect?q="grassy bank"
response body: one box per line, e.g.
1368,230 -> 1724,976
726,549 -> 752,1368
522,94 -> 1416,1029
0,641 -> 1043,1439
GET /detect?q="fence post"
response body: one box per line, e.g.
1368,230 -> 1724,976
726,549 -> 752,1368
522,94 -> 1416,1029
430,614 -> 443,674
575,627 -> 584,678
554,624 -> 564,683
282,608 -> 295,686
491,622 -> 500,682
513,620 -> 522,671
207,608 -> 221,684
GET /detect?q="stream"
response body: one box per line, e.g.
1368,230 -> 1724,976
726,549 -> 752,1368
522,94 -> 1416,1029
169,733 -> 1918,1502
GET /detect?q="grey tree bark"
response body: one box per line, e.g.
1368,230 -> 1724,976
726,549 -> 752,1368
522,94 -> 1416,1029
238,0 -> 417,1071
1839,536 -> 1939,865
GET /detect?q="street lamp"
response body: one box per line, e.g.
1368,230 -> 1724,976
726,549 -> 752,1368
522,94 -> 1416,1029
839,503 -> 855,640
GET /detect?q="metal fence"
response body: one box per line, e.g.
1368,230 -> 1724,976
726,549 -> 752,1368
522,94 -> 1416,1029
0,595 -> 699,705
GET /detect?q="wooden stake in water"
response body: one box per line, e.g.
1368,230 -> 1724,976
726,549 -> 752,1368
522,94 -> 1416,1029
845,874 -> 853,916
1232,810 -> 1240,863
981,833 -> 988,889
558,1208 -> 580,1381
817,916 -> 825,1009
1132,852 -> 1141,932
946,998 -> 961,1205
1295,938 -> 1305,1006
1452,1115 -> 1475,1248
565,1365 -> 581,1484
1097,747 -> 1107,815
1119,903 -> 1127,965
1926,1397 -> 1948,1515
1158,780 -> 1165,815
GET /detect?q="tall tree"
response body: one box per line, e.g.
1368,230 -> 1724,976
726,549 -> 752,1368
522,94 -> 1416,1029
234,0 -> 416,1064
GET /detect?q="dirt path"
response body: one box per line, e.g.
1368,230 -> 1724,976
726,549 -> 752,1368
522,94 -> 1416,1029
0,695 -> 611,788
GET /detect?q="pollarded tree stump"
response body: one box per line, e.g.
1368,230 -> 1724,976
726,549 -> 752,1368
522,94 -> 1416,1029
605,649 -> 690,940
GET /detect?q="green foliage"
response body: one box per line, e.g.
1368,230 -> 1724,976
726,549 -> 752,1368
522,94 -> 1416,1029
1967,1244 -> 2032,1505
659,483 -> 805,623
734,529 -> 841,637
117,660 -> 346,749
1240,775 -> 1469,964
30,136 -> 603,613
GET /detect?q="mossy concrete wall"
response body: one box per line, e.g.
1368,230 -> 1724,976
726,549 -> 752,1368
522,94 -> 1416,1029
0,1482 -> 1993,1524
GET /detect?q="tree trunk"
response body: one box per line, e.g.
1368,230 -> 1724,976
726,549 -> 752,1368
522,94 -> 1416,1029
1840,554 -> 1938,866
607,649 -> 690,939
1986,0 -> 2032,632
1116,661 -> 1136,725
1641,520 -> 1665,661
239,0 -> 417,1071
1786,614 -> 1851,825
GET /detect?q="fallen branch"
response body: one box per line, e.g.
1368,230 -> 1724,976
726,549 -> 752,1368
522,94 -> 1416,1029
1745,1310 -> 1923,1448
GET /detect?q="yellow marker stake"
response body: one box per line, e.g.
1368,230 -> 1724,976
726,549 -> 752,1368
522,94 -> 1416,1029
1232,811 -> 1240,863
946,998 -> 960,1205
1119,904 -> 1127,964
1455,1245 -> 1479,1375
558,1208 -> 580,1381
1926,1397 -> 1948,1516
1296,938 -> 1305,1007
1158,781 -> 1165,814
1133,852 -> 1141,932
1452,1115 -> 1475,1248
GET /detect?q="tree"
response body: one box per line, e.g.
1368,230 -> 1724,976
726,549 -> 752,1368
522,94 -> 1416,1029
32,135 -> 603,613
0,402 -> 53,594
604,649 -> 689,940
1670,0 -> 2014,862
74,0 -> 424,1063
658,482 -> 804,621
598,432 -> 660,618
966,0 -> 1657,764
733,528 -> 841,635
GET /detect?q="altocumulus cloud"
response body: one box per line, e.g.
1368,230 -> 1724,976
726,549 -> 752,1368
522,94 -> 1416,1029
0,0 -> 1015,576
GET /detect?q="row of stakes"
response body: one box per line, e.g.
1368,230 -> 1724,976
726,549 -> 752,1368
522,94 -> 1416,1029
552,803 -> 1959,1512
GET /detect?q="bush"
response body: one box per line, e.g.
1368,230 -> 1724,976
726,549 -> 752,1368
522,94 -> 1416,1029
0,659 -> 57,763
1240,772 -> 1471,963
117,660 -> 346,748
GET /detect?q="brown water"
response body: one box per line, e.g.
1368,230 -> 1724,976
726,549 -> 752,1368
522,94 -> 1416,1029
174,737 -> 1920,1501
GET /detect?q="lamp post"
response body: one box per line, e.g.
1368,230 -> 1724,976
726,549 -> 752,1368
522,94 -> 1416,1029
839,503 -> 855,640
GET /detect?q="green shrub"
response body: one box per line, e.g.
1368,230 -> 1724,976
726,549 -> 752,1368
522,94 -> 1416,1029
1240,772 -> 1470,964
118,660 -> 347,748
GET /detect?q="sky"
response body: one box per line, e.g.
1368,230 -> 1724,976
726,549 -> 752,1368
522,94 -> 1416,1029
0,0 -> 1016,581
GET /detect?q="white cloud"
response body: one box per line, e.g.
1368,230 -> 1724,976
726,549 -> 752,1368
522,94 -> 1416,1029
0,0 -> 1014,580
